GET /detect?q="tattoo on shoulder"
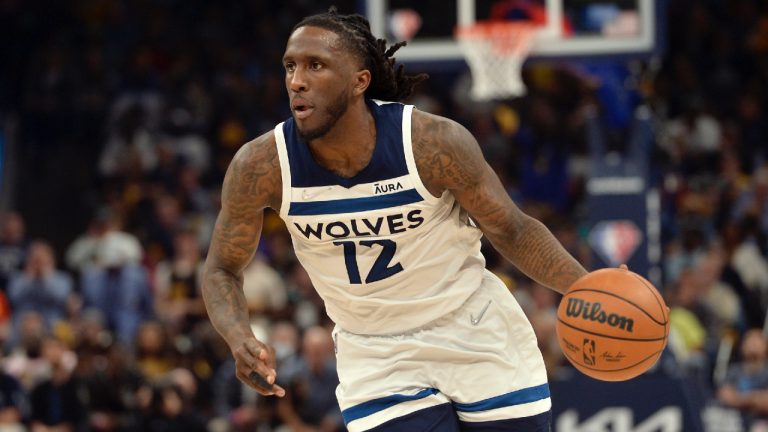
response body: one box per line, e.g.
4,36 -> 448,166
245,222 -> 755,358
212,134 -> 280,266
223,134 -> 282,209
411,111 -> 485,192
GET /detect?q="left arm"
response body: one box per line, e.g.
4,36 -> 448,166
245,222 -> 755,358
411,110 -> 586,294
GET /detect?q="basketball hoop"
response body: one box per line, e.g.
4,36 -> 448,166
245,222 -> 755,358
456,21 -> 539,101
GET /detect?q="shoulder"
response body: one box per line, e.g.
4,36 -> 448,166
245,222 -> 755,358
229,130 -> 279,172
222,130 -> 282,210
410,109 -> 473,147
410,109 -> 485,193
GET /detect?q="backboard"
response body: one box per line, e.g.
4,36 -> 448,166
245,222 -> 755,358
364,0 -> 663,62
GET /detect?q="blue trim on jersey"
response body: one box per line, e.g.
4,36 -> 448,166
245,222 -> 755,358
452,384 -> 551,412
364,405 -> 552,432
288,189 -> 423,216
283,100 -> 408,188
341,384 -> 550,425
341,388 -> 440,425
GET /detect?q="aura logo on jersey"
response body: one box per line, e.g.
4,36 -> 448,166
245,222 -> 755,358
293,209 -> 424,240
373,181 -> 404,194
566,298 -> 635,332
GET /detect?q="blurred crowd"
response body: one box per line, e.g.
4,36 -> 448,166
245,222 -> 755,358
0,0 -> 768,431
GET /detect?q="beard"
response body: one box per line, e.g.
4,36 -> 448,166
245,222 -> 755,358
295,88 -> 350,142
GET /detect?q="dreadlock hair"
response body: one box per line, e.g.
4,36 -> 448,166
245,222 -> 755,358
293,6 -> 429,102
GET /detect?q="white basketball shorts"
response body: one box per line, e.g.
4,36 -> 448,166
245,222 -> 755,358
333,270 -> 552,432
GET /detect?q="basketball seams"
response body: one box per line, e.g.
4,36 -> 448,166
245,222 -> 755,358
628,272 -> 668,323
566,288 -> 667,326
555,317 -> 666,342
562,349 -> 663,375
557,269 -> 670,381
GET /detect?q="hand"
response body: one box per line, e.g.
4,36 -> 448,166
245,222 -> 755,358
232,337 -> 286,397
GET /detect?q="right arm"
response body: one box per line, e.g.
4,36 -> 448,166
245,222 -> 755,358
202,131 -> 285,396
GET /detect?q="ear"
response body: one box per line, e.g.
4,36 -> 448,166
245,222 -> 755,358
352,69 -> 371,96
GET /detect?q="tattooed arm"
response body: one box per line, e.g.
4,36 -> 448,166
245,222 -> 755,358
411,110 -> 586,294
202,132 -> 285,396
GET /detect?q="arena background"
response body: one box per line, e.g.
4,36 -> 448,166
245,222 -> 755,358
0,0 -> 767,431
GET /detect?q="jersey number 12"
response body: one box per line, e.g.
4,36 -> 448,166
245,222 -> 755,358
333,239 -> 403,284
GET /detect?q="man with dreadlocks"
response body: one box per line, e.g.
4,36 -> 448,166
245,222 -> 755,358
202,7 -> 586,432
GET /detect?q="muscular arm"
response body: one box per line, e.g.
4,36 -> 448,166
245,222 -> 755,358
202,132 -> 285,396
412,110 -> 586,294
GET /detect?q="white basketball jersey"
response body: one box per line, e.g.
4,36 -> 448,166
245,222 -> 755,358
275,100 -> 486,334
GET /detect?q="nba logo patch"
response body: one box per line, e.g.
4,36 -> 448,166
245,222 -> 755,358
582,338 -> 596,366
589,220 -> 641,266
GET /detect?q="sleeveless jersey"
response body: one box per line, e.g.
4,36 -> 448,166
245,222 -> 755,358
275,100 -> 486,335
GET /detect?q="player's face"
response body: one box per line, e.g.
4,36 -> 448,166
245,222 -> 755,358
283,26 -> 359,141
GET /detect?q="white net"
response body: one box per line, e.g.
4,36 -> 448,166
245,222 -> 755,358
456,22 -> 539,101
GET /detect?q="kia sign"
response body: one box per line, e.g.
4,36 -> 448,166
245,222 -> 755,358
551,361 -> 706,432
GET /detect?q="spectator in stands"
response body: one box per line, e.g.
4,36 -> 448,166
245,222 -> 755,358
0,212 -> 28,292
98,103 -> 159,179
660,96 -> 722,175
136,381 -> 207,432
143,194 -> 185,260
717,329 -> 768,427
261,227 -> 298,276
134,321 -> 177,383
158,105 -> 211,173
176,165 -> 215,224
154,230 -> 206,334
80,235 -> 153,345
693,246 -> 742,339
80,343 -> 144,432
242,255 -> 289,331
66,209 -> 143,274
211,357 -> 262,432
733,166 -> 768,250
70,309 -> 111,366
664,227 -> 708,287
277,326 -> 343,432
668,267 -> 711,370
721,220 -> 768,329
271,321 -> 304,388
287,263 -> 329,330
211,322 -> 301,431
2,312 -> 50,390
28,336 -> 84,432
166,368 -> 201,412
0,364 -> 28,430
7,241 -> 73,339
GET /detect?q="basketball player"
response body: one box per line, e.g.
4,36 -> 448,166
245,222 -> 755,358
202,7 -> 587,432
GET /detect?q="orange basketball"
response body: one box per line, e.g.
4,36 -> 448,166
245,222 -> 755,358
555,268 -> 669,381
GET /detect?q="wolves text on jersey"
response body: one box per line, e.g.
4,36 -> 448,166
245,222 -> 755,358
293,209 -> 424,240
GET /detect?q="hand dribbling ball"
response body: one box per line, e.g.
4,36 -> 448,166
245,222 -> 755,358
556,267 -> 669,381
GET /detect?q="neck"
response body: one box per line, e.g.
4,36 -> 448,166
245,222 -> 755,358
308,98 -> 376,177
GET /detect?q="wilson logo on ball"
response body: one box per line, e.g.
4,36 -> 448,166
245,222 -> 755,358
565,298 -> 635,332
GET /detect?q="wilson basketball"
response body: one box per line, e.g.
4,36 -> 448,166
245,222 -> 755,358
556,268 -> 669,381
